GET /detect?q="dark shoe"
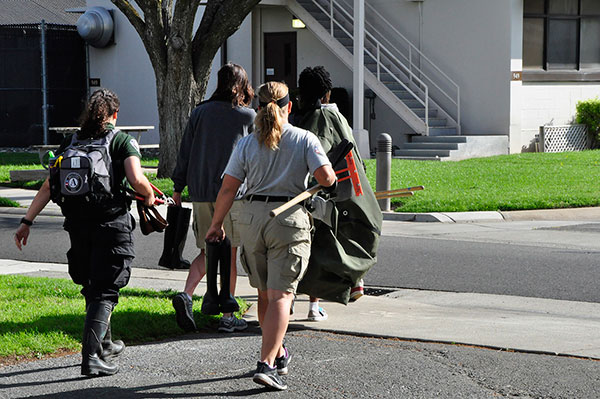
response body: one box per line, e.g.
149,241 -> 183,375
101,323 -> 125,360
81,301 -> 119,377
172,293 -> 197,332
275,344 -> 291,375
253,361 -> 287,390
218,316 -> 248,333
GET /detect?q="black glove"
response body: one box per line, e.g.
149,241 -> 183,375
322,179 -> 338,194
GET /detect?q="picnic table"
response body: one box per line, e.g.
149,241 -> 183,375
49,125 -> 155,144
32,126 -> 156,163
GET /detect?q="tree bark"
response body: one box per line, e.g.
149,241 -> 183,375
110,0 -> 260,178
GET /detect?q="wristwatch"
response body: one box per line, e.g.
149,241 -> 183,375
20,217 -> 33,226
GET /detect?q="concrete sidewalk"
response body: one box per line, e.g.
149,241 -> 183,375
2,258 -> 599,360
2,185 -> 600,360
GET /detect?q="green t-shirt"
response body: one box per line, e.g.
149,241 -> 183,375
57,123 -> 141,194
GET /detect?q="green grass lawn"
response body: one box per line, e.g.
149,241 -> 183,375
0,197 -> 19,207
2,150 -> 600,212
363,150 -> 600,212
0,275 -> 248,362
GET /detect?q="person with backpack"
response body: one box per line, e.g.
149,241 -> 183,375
170,63 -> 255,333
206,81 -> 337,390
14,89 -> 155,377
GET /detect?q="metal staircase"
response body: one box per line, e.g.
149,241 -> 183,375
286,0 -> 462,158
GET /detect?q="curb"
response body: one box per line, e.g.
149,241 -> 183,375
0,207 -> 63,217
382,211 -> 505,223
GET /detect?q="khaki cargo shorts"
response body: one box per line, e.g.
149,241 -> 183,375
236,199 -> 312,293
192,201 -> 241,249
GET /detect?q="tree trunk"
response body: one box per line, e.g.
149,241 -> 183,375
110,0 -> 259,177
155,43 -> 200,178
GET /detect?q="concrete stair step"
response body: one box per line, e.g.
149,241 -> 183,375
429,127 -> 458,136
337,37 -> 353,47
395,149 -> 451,157
421,118 -> 448,127
403,142 -> 459,150
412,135 -> 467,143
393,156 -> 443,161
409,108 -> 438,118
382,82 -> 405,91
392,90 -> 415,100
401,99 -> 424,108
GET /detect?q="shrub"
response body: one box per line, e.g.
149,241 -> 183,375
576,98 -> 600,147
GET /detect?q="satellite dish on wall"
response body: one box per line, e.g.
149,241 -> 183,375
77,7 -> 114,48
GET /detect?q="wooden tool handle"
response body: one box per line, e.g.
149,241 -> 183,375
375,186 -> 424,196
375,192 -> 414,200
269,185 -> 321,217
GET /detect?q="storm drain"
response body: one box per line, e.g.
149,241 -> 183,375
364,287 -> 396,296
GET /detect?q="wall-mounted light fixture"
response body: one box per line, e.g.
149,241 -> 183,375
77,6 -> 114,48
292,16 -> 306,29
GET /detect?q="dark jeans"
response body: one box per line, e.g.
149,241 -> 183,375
64,212 -> 135,304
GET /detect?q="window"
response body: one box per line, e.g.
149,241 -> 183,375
523,0 -> 600,76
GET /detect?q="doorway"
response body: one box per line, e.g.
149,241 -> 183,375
263,32 -> 297,89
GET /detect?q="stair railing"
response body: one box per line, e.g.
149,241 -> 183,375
307,0 -> 430,128
364,1 -> 460,134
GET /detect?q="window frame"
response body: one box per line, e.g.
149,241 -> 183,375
523,0 -> 600,81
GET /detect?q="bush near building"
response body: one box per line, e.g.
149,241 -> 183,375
576,98 -> 600,147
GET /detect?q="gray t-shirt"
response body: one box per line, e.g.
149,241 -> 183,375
224,123 -> 331,197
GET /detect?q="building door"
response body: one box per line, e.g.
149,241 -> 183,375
264,32 -> 297,89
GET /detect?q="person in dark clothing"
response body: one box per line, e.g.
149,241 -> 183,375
170,63 -> 256,333
294,66 -> 382,306
14,89 -> 155,377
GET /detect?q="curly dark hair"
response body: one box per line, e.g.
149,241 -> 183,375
209,63 -> 254,107
78,89 -> 120,139
298,66 -> 333,109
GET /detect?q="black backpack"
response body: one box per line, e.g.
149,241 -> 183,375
49,129 -> 123,218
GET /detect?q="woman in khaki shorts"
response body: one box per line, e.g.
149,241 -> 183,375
206,81 -> 336,391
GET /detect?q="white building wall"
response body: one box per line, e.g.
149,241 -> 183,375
520,83 -> 600,150
420,0 -> 511,136
86,0 -> 253,145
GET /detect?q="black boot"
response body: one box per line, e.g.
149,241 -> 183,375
217,236 -> 239,313
101,322 -> 125,360
158,206 -> 179,268
169,207 -> 191,269
81,301 -> 119,377
202,240 -> 221,315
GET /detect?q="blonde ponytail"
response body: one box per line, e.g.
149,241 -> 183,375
255,82 -> 289,150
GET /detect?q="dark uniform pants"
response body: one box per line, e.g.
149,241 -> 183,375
64,212 -> 135,304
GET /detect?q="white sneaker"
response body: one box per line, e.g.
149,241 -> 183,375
307,307 -> 328,322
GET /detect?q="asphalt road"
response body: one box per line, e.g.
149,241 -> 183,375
2,213 -> 599,303
1,329 -> 599,398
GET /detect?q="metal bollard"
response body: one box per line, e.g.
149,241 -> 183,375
376,133 -> 392,212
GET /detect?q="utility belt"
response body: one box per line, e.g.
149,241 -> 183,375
245,194 -> 310,208
245,194 -> 293,203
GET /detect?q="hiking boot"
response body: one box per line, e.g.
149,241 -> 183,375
307,307 -> 328,322
172,293 -> 196,332
218,316 -> 248,333
253,361 -> 287,390
275,344 -> 292,375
